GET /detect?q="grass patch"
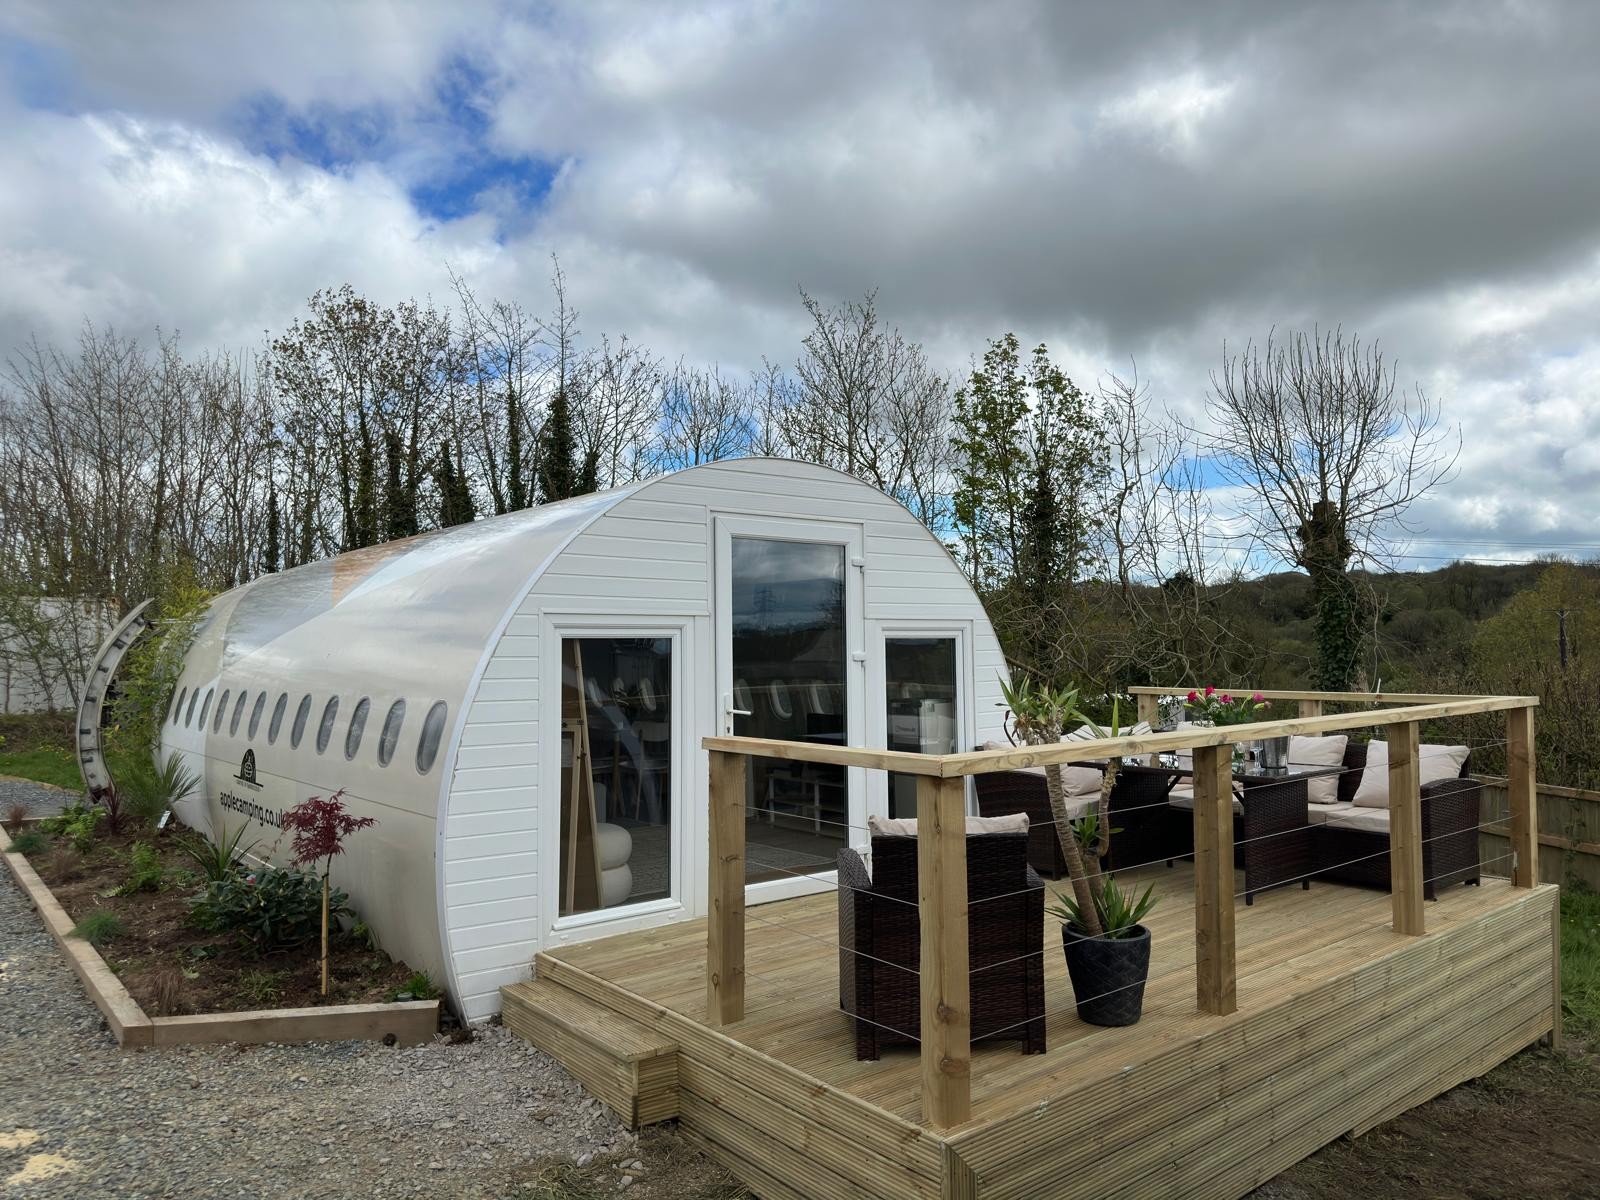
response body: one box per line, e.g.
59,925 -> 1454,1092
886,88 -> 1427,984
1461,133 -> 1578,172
391,969 -> 440,1001
7,828 -> 47,856
0,745 -> 140,793
69,909 -> 125,946
0,747 -> 83,790
1561,883 -> 1600,1047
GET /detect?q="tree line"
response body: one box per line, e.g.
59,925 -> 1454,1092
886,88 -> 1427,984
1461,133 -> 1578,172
0,261 -> 1455,704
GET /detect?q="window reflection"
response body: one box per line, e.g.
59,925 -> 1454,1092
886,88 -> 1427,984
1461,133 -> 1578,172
732,538 -> 847,881
559,637 -> 673,916
886,637 -> 959,819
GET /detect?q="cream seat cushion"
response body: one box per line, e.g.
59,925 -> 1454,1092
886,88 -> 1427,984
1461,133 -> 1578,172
866,812 -> 1029,838
1318,805 -> 1391,835
1166,783 -> 1245,816
1288,734 -> 1349,805
1353,741 -> 1470,807
981,740 -> 1103,796
1307,800 -> 1355,826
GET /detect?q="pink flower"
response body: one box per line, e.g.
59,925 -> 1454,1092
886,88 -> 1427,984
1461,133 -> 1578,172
1220,694 -> 1232,704
1186,690 -> 1198,703
244,874 -> 257,886
1251,692 -> 1265,703
1204,685 -> 1215,697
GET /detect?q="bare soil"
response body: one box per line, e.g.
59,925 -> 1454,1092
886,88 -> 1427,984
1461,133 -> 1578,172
1256,1044 -> 1600,1199
21,821 -> 416,1015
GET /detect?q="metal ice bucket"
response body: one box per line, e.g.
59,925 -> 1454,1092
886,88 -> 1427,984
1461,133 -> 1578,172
1255,735 -> 1290,772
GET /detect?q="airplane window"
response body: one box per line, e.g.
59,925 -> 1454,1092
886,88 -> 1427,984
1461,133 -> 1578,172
268,693 -> 289,744
186,688 -> 200,726
316,696 -> 340,754
247,691 -> 267,740
173,687 -> 187,725
198,689 -> 214,731
377,700 -> 406,767
345,697 -> 370,760
290,694 -> 313,748
213,689 -> 230,732
229,690 -> 248,737
416,701 -> 448,774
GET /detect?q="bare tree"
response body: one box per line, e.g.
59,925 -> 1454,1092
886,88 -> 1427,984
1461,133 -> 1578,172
784,289 -> 951,530
652,361 -> 755,470
1206,327 -> 1457,689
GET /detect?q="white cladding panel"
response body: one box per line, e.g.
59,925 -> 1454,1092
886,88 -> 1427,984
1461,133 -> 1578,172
442,459 -> 1007,1021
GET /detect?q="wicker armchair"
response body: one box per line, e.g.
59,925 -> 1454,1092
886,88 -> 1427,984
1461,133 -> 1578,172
837,831 -> 1046,1061
972,769 -> 1075,878
1313,743 -> 1481,899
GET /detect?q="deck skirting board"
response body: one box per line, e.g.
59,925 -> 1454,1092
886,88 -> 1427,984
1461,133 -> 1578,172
536,878 -> 1557,1200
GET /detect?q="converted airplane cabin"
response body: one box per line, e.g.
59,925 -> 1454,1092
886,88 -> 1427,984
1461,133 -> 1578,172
155,459 -> 1009,1021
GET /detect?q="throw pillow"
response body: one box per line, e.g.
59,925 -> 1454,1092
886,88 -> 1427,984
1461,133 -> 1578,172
1353,741 -> 1470,807
1287,734 -> 1349,805
866,812 -> 1029,837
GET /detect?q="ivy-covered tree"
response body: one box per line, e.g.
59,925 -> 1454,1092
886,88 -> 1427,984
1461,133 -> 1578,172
383,429 -> 419,540
1207,329 -> 1456,690
263,481 -> 281,575
434,440 -> 476,528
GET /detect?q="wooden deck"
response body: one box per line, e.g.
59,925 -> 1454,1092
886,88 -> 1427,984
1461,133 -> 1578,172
522,868 -> 1559,1200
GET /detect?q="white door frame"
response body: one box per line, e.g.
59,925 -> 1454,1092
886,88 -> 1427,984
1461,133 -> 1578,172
867,620 -> 975,818
540,614 -> 695,947
713,513 -> 866,906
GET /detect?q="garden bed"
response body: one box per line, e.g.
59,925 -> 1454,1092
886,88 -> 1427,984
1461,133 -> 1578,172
1,816 -> 439,1048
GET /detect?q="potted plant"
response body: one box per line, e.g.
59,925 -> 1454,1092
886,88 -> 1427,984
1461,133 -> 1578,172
998,676 -> 1160,1026
1185,687 -> 1272,765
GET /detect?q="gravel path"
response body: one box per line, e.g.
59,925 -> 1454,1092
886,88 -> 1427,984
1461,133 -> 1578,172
0,778 -> 74,818
0,868 -> 645,1199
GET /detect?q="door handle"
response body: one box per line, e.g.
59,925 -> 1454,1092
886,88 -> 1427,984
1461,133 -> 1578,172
723,693 -> 752,717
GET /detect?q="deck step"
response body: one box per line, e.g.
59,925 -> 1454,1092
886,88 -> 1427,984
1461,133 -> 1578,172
501,977 -> 679,1129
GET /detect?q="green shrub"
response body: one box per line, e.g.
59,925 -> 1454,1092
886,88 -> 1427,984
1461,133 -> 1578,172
70,910 -> 124,946
236,968 -> 286,1006
42,801 -> 104,854
118,752 -> 202,829
392,970 -> 439,1001
190,867 -> 345,953
118,841 -> 166,894
174,822 -> 258,884
7,829 -> 46,856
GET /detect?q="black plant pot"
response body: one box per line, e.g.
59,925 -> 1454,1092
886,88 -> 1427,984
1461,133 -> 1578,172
1061,923 -> 1152,1027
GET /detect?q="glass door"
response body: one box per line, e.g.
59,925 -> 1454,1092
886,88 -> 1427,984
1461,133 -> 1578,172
715,517 -> 864,895
884,635 -> 961,819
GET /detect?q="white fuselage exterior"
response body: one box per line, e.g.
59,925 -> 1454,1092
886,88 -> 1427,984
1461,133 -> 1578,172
158,460 -> 1009,1021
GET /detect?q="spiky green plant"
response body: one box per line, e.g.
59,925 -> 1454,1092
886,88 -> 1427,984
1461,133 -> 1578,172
174,822 -> 257,884
1048,875 -> 1158,940
70,910 -> 124,946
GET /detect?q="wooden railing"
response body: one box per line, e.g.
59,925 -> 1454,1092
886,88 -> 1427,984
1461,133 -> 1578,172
701,690 -> 1540,1129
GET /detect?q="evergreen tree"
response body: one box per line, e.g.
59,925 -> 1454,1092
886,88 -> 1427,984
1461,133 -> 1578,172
351,428 -> 378,549
434,441 -> 476,528
537,387 -> 579,502
263,481 -> 281,574
505,383 -> 529,511
383,429 -> 419,540
579,447 -> 599,495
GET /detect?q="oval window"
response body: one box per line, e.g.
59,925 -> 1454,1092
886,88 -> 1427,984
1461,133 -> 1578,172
212,688 -> 230,732
316,696 -> 340,754
416,701 -> 448,774
229,690 -> 247,737
344,697 -> 370,760
290,694 -> 313,749
268,693 -> 289,744
197,689 -> 214,731
173,687 -> 188,725
186,687 -> 200,726
247,691 -> 267,740
377,700 -> 406,767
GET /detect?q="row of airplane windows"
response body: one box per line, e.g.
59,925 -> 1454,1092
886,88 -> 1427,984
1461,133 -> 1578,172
169,683 -> 448,774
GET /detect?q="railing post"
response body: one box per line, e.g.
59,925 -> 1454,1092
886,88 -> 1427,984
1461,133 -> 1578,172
917,774 -> 971,1128
1388,720 -> 1425,935
1193,744 -> 1237,1016
707,750 -> 747,1025
1298,699 -> 1324,719
1507,707 -> 1538,887
1137,692 -> 1160,765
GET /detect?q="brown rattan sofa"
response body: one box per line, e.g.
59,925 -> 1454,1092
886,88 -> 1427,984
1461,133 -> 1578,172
1310,741 -> 1481,899
837,830 -> 1046,1060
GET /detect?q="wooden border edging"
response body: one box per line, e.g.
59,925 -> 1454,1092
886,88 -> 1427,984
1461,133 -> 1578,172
1,827 -> 438,1049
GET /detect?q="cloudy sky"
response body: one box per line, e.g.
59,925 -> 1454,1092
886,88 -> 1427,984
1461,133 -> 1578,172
2,0 -> 1599,570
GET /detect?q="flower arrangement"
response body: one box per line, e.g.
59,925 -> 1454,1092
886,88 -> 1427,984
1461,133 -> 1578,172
1185,686 -> 1269,726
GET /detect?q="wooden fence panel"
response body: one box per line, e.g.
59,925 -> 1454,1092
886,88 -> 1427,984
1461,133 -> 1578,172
1477,777 -> 1600,890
